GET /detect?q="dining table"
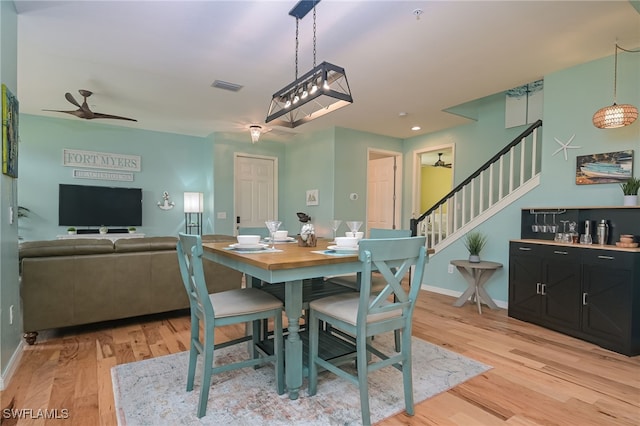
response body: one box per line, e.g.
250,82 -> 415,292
201,238 -> 364,400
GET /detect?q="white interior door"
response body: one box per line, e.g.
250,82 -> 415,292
234,154 -> 277,233
367,151 -> 402,232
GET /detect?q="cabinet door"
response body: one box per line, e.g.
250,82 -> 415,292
509,244 -> 543,321
581,251 -> 633,353
541,248 -> 581,331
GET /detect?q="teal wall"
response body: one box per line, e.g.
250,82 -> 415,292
404,51 -> 639,305
18,115 -> 212,241
0,0 -> 21,385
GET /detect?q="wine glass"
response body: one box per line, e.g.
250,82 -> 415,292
265,220 -> 281,249
345,221 -> 363,238
330,220 -> 342,242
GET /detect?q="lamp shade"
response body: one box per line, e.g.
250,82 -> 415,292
184,192 -> 204,213
592,103 -> 638,129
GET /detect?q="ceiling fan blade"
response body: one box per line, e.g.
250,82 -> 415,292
43,109 -> 86,119
64,92 -> 81,108
91,112 -> 137,122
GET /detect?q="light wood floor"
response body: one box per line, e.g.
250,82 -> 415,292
2,291 -> 638,425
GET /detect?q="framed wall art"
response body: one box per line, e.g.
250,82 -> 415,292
576,150 -> 633,185
306,189 -> 319,206
2,84 -> 19,178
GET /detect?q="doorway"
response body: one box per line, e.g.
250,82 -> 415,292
234,153 -> 278,234
367,149 -> 402,233
412,145 -> 454,235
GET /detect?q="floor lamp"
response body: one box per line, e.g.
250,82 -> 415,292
184,192 -> 203,235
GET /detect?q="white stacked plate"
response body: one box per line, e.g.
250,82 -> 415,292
265,237 -> 296,243
327,245 -> 359,254
229,243 -> 269,251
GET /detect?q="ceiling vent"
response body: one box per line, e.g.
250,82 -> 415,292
211,80 -> 243,92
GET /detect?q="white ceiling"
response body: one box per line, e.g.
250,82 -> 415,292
13,1 -> 640,143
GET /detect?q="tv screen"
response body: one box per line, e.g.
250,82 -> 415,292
59,184 -> 143,227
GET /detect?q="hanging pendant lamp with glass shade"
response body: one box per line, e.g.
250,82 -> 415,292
266,0 -> 352,128
592,44 -> 639,129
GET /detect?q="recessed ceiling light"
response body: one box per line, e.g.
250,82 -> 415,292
411,126 -> 421,131
399,112 -> 408,117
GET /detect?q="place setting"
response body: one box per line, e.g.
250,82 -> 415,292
226,234 -> 278,253
321,221 -> 364,256
263,229 -> 296,244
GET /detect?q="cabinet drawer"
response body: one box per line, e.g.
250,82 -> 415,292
582,250 -> 635,269
510,242 -> 544,257
542,245 -> 581,262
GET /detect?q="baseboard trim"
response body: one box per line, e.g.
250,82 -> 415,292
0,340 -> 24,391
421,284 -> 508,309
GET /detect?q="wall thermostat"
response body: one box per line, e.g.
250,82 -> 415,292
349,193 -> 358,201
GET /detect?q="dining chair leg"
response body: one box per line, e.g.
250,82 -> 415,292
274,311 -> 285,395
186,313 -> 199,391
401,328 -> 414,415
307,310 -> 319,397
356,334 -> 371,426
197,328 -> 215,418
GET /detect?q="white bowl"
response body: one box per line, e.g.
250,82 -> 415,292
237,235 -> 261,245
274,230 -> 289,240
345,231 -> 364,239
335,236 -> 359,247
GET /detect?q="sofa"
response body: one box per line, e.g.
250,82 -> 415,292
19,234 -> 242,344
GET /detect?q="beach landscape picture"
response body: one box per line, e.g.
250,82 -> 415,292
575,150 -> 633,185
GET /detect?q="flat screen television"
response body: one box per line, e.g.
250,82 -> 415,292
58,184 -> 143,227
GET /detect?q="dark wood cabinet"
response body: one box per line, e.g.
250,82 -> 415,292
509,241 -> 640,356
509,243 -> 581,334
581,249 -> 638,356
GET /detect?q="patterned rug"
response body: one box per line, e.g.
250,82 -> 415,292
112,333 -> 490,425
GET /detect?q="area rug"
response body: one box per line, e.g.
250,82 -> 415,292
112,333 -> 490,425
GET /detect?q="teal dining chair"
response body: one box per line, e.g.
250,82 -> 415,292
176,233 -> 284,418
308,236 -> 427,425
325,228 -> 413,351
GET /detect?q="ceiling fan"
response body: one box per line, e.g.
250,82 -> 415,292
44,90 -> 137,122
433,153 -> 452,168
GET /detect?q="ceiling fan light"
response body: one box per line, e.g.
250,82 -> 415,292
592,103 -> 638,129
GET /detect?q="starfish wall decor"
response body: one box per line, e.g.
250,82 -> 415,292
552,134 -> 581,161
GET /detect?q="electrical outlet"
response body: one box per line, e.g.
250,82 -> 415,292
9,206 -> 14,224
448,264 -> 454,274
9,305 -> 14,325
217,212 -> 227,219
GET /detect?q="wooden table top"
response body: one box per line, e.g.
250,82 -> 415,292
202,240 -> 359,271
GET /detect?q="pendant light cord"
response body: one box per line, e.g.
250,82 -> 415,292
613,44 -> 640,103
295,18 -> 299,80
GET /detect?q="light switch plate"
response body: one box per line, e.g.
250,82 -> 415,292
217,212 -> 227,219
448,264 -> 454,274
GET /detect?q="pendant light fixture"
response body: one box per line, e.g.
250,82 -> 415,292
266,0 -> 353,128
592,44 -> 639,129
249,125 -> 262,143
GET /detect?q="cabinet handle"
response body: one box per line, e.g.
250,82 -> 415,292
541,283 -> 546,295
582,292 -> 588,306
553,250 -> 568,255
597,255 -> 615,260
536,283 -> 541,294
518,247 -> 532,251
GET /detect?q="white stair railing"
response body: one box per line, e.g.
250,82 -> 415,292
411,120 -> 542,250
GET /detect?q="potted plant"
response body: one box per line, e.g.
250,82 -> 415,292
463,231 -> 487,263
128,226 -> 137,234
67,226 -> 76,235
620,177 -> 640,206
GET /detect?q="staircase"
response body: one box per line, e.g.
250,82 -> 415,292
410,120 -> 543,252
